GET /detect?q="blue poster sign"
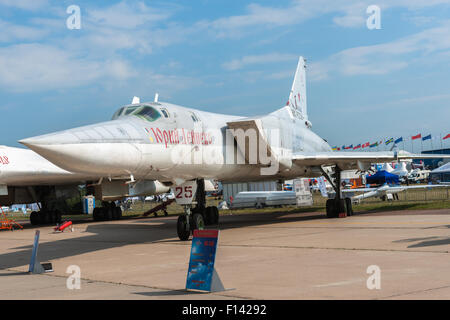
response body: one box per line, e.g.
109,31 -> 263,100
29,230 -> 40,273
186,229 -> 219,292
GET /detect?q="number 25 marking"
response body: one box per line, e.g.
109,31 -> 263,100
175,186 -> 193,199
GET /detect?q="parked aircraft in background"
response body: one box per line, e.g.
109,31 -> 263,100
0,145 -> 169,225
344,183 -> 449,203
391,161 -> 410,178
20,56 -> 450,240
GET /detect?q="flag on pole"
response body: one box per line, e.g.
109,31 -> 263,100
369,142 -> 378,148
443,133 -> 450,140
344,145 -> 353,150
353,144 -> 361,150
385,138 -> 394,145
362,142 -> 370,148
394,137 -> 403,144
422,134 -> 432,141
412,133 -> 422,140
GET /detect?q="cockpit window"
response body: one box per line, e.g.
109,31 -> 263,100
111,107 -> 125,120
160,109 -> 169,118
124,106 -> 138,115
133,106 -> 161,122
111,105 -> 162,122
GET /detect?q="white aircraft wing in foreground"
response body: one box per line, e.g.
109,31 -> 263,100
0,145 -> 169,225
20,56 -> 450,240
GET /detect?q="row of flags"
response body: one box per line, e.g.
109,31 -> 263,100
332,132 -> 450,151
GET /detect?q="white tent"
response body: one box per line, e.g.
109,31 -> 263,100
430,162 -> 450,182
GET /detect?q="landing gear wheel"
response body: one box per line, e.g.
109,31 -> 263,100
113,207 -> 122,220
345,198 -> 353,216
164,209 -> 168,217
104,206 -> 113,220
93,207 -> 103,221
211,206 -> 219,225
191,213 -> 205,232
41,211 -> 49,224
204,206 -> 214,225
30,211 -> 40,225
337,199 -> 347,217
177,215 -> 190,241
326,199 -> 337,218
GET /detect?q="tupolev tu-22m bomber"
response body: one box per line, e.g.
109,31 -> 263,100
20,56 -> 449,240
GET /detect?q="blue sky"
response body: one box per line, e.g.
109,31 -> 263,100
0,0 -> 449,152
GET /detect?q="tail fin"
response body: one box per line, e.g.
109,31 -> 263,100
287,56 -> 307,120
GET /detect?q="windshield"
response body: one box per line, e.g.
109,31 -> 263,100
111,105 -> 162,122
133,106 -> 161,122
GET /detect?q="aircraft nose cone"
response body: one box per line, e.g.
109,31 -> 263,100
19,122 -> 144,176
19,131 -> 82,172
20,131 -> 80,147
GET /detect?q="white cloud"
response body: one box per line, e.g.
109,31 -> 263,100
0,44 -> 133,92
0,0 -> 48,11
86,1 -> 171,30
223,53 -> 298,70
309,21 -> 450,80
0,19 -> 49,42
201,0 -> 450,37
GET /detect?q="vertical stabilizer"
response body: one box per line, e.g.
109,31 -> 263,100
287,56 -> 307,120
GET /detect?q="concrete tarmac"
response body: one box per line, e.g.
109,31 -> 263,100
0,208 -> 449,299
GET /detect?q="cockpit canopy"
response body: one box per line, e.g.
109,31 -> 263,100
112,104 -> 162,122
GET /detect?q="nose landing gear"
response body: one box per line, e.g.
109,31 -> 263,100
175,179 -> 220,241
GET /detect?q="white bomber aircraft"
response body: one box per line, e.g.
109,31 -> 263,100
20,56 -> 450,240
0,145 -> 169,225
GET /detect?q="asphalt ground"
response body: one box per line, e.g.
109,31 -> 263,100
0,208 -> 449,299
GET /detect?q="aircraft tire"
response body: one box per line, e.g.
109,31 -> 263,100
345,198 -> 353,216
204,207 -> 214,225
338,199 -> 347,217
93,207 -> 103,221
326,199 -> 336,218
212,206 -> 219,225
113,207 -> 122,220
177,215 -> 190,241
104,206 -> 113,220
41,211 -> 49,224
191,213 -> 205,231
30,211 -> 40,225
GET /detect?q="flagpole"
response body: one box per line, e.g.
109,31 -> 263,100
440,133 -> 443,150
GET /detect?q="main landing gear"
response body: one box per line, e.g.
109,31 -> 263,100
30,209 -> 62,226
93,202 -> 122,221
321,166 -> 353,218
176,179 -> 220,241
